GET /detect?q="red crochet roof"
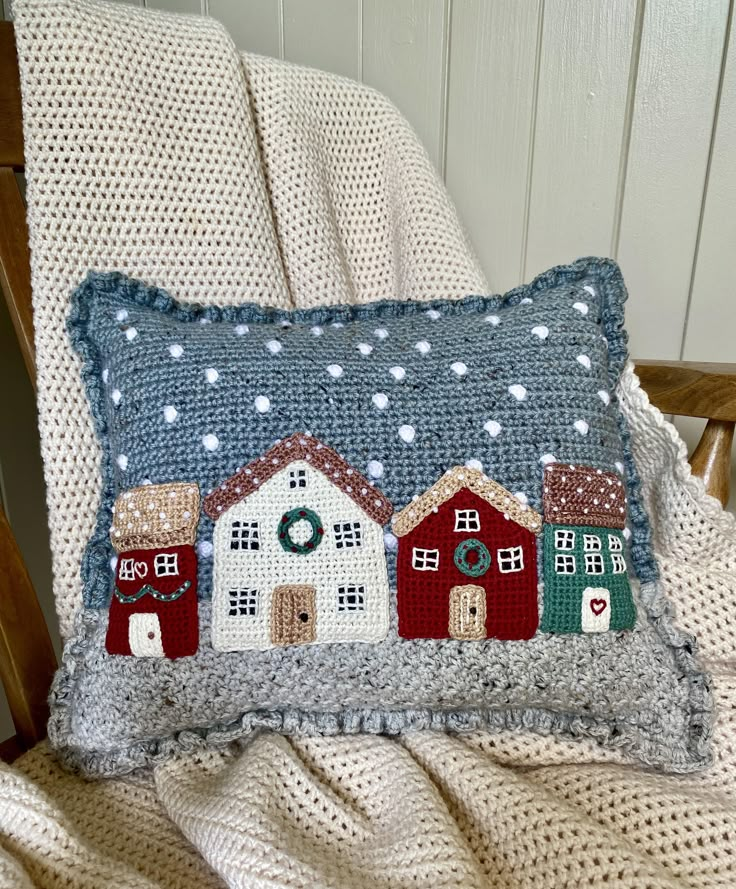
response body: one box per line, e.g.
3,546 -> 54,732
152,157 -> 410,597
202,432 -> 393,525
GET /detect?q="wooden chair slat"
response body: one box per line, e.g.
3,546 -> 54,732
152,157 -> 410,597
0,23 -> 24,169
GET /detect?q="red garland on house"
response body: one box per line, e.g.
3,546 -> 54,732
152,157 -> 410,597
393,467 -> 542,641
106,482 -> 200,659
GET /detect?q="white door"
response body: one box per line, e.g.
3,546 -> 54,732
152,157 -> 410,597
581,587 -> 611,633
128,612 -> 165,657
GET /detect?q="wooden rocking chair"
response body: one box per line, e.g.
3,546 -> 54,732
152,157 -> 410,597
1,20 -> 735,763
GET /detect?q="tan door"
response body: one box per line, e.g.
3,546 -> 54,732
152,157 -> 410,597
271,584 -> 317,646
448,584 -> 487,640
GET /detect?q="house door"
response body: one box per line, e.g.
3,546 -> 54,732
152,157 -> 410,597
271,584 -> 317,646
581,587 -> 611,633
448,584 -> 486,640
128,612 -> 165,657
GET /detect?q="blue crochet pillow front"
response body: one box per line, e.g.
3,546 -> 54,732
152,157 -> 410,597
50,257 -> 713,775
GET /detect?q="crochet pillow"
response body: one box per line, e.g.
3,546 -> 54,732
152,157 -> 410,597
51,258 -> 712,775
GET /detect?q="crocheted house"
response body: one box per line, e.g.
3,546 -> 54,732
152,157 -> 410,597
203,433 -> 393,651
540,463 -> 636,633
393,467 -> 542,641
106,482 -> 200,658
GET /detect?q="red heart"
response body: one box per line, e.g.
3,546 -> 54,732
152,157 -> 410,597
590,599 -> 607,616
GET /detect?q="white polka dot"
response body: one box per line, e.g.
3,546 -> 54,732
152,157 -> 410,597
254,395 -> 270,413
388,366 -> 406,382
235,324 -> 249,336
521,297 -> 533,305
331,322 -> 344,329
202,434 -> 219,451
102,368 -> 109,384
326,364 -> 343,379
577,354 -> 591,370
311,326 -> 323,336
357,342 -> 373,356
615,461 -> 625,474
163,405 -> 178,423
583,285 -> 596,297
169,343 -> 184,359
266,340 -> 282,354
573,302 -> 589,315
508,384 -> 527,401
125,327 -> 138,341
415,340 -> 431,355
367,460 -> 384,479
384,531 -> 398,551
514,492 -> 529,505
598,390 -> 611,405
374,328 -> 389,340
197,540 -> 214,558
205,367 -> 219,384
465,459 -> 483,471
111,388 -> 122,405
574,419 -> 589,435
531,326 -> 549,340
485,315 -> 500,326
199,317 -> 211,325
110,555 -> 118,572
540,453 -> 557,465
623,527 -> 632,540
116,454 -> 128,470
116,309 -> 129,322
425,309 -> 442,320
483,419 -> 502,438
450,362 -> 467,376
372,393 -> 389,410
399,424 -> 415,443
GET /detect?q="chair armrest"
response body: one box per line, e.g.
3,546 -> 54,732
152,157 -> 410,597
633,360 -> 736,422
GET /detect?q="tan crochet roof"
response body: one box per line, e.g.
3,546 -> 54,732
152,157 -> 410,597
110,482 -> 200,553
203,433 -> 393,525
392,467 -> 542,537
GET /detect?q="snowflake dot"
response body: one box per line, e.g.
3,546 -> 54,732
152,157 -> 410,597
202,434 -> 219,452
254,396 -> 270,414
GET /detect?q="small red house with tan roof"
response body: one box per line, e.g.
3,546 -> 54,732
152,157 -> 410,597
393,466 -> 542,641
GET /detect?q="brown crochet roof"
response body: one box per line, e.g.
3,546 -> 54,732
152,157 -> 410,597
203,433 -> 393,525
542,463 -> 627,529
393,466 -> 542,537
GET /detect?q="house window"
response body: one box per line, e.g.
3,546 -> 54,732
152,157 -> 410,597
228,588 -> 258,617
454,509 -> 480,532
555,529 -> 575,550
289,468 -> 307,489
337,584 -> 366,613
154,553 -> 178,576
608,534 -> 623,552
555,554 -> 576,575
230,520 -> 260,551
583,534 -> 601,551
334,521 -> 362,549
611,553 -> 627,574
498,546 -> 524,573
118,558 -> 140,581
584,553 -> 605,575
412,548 -> 440,571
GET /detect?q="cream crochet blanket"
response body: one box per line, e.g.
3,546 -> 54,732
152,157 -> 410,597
1,0 -> 735,885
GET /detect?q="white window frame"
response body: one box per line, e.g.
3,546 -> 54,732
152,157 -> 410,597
118,557 -> 139,581
289,468 -> 307,489
228,588 -> 259,617
608,534 -> 623,552
337,584 -> 366,613
230,520 -> 260,551
497,545 -> 524,573
584,552 -> 605,575
555,553 -> 576,575
583,534 -> 601,551
334,521 -> 363,549
412,547 -> 440,571
154,552 -> 178,577
611,553 -> 627,574
454,509 -> 480,532
555,529 -> 575,550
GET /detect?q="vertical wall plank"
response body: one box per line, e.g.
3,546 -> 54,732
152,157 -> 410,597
146,0 -> 202,13
524,0 -> 637,279
362,0 -> 446,170
618,0 -> 729,360
444,0 -> 542,292
282,0 -> 361,79
208,0 -> 281,56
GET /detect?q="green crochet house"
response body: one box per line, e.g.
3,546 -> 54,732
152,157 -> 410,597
540,463 -> 637,633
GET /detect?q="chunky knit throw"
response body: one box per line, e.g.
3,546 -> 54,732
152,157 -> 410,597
3,0 -> 735,885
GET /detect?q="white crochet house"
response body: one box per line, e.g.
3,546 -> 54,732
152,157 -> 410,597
203,433 -> 393,651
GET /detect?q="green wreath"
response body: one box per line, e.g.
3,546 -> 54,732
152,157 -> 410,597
278,506 -> 325,555
454,538 -> 491,577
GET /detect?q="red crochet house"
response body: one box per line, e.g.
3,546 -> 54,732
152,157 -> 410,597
393,467 -> 542,641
